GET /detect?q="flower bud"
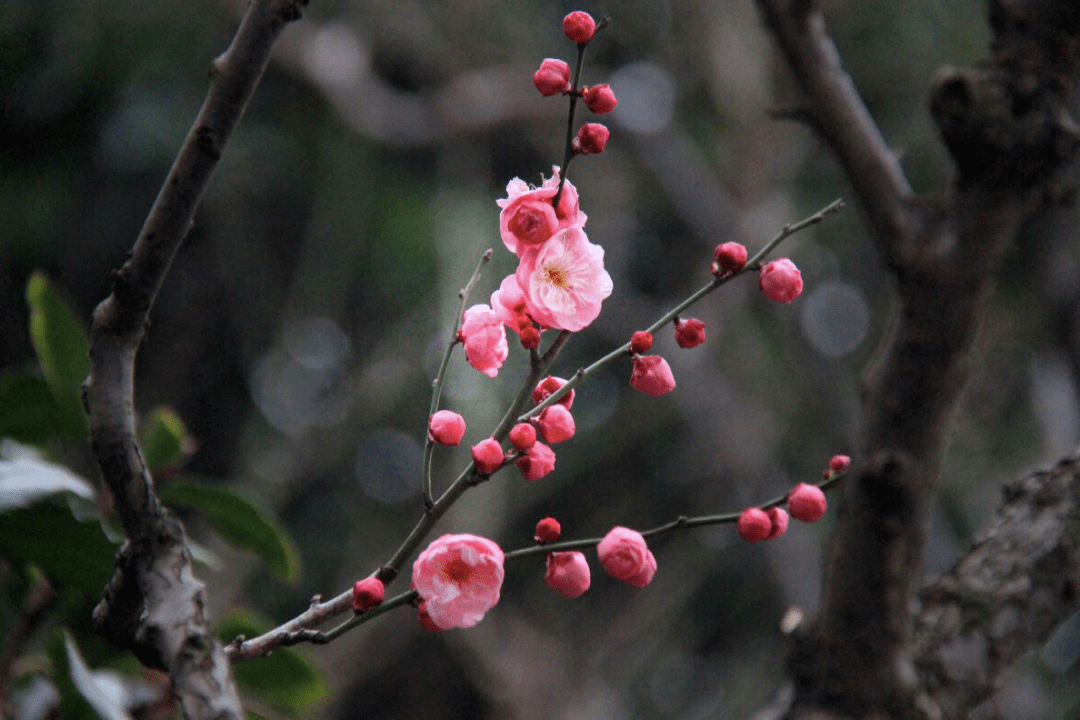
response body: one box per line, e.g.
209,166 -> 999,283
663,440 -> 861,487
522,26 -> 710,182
766,507 -> 789,540
674,318 -> 706,349
562,11 -> 597,43
520,325 -> 541,349
827,454 -> 851,475
545,551 -> 591,597
517,441 -> 556,480
572,122 -> 609,155
428,410 -> 467,446
713,242 -> 748,274
509,423 -> 538,452
416,600 -> 444,632
535,517 -> 561,544
533,376 -> 574,409
533,58 -> 571,96
352,577 -> 385,612
630,355 -> 676,396
538,404 -> 576,443
471,438 -> 505,475
759,258 -> 803,303
583,84 -> 617,114
630,331 -> 653,354
597,527 -> 656,587
738,508 -> 772,542
788,483 -> 827,522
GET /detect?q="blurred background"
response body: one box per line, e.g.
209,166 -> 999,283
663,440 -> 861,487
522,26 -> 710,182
3,0 -> 1079,717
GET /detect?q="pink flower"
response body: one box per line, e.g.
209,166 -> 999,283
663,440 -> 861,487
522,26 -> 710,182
497,168 -> 586,257
352,577 -> 385,612
766,507 -> 789,540
533,58 -> 571,96
788,483 -> 827,523
534,517 -> 561,543
563,11 -> 597,43
491,274 -> 534,333
516,226 -> 613,331
509,423 -> 538,452
572,122 -> 610,154
584,84 -> 618,114
471,438 -> 505,475
517,441 -> 556,480
412,534 -> 505,630
545,551 -> 591,598
460,304 -> 508,378
533,376 -> 574,409
597,526 -> 657,587
713,242 -> 747,274
416,600 -> 444,632
630,331 -> 653,354
537,405 -> 575,443
428,410 -> 466,446
759,258 -> 803,303
738,508 -> 771,542
674,318 -> 706,349
630,355 -> 676,396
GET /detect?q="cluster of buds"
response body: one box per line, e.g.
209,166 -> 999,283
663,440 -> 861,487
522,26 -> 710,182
737,482 -> 829,543
532,11 -> 615,157
539,519 -> 658,599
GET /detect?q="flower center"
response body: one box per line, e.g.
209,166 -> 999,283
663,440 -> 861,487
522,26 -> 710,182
443,558 -> 471,585
541,263 -> 569,289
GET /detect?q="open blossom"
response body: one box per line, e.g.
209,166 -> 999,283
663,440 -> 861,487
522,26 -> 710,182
516,226 -> 613,331
497,168 -> 586,257
597,527 -> 657,587
460,304 -> 508,377
491,274 -> 535,335
412,534 -> 505,630
545,551 -> 591,598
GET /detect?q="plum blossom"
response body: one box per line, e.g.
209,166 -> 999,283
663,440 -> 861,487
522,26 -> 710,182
534,517 -> 561,543
517,441 -> 556,480
674,318 -> 706,349
788,483 -> 827,522
428,410 -> 466,446
766,507 -> 789,540
460,304 -> 508,377
412,534 -> 505,630
630,355 -> 676,396
737,508 -> 771,542
352,577 -> 385,612
563,11 -> 597,43
545,551 -> 591,598
516,226 -> 613,332
497,168 -> 586,257
491,274 -> 536,335
597,526 -> 656,587
759,258 -> 803,303
471,438 -> 505,475
533,58 -> 571,96
532,376 -> 574,409
509,423 -> 538,452
537,404 -> 575,443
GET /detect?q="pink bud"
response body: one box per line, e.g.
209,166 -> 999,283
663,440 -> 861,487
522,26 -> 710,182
545,551 -> 591,598
562,11 -> 597,43
674,318 -> 706,349
538,405 -> 576,443
533,376 -> 574,409
471,438 -> 505,475
630,355 -> 676,396
533,58 -> 571,96
759,258 -> 803,303
630,331 -> 653,354
788,483 -> 827,523
509,423 -> 538,452
520,325 -> 541,349
766,507 -> 789,540
597,526 -> 656,587
738,508 -> 772,542
517,441 -> 556,480
535,517 -> 561,543
416,600 -> 444,632
428,410 -> 467,446
572,122 -> 610,155
352,577 -> 385,612
713,242 -> 748,274
828,454 -> 851,475
583,84 -> 617,114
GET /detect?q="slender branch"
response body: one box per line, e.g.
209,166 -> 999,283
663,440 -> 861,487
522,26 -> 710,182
521,199 -> 844,421
551,43 -> 588,211
85,2 -> 308,718
422,249 -> 493,506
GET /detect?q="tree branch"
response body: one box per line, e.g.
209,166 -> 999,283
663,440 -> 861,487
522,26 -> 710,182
85,2 -> 308,719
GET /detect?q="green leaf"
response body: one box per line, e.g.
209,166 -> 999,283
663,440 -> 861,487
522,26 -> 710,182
159,479 -> 300,583
218,613 -> 328,714
138,407 -> 189,473
0,449 -> 96,511
25,272 -> 90,440
0,373 -> 65,444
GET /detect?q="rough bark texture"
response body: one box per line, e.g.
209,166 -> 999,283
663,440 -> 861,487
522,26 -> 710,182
754,0 -> 1080,718
84,2 -> 308,719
